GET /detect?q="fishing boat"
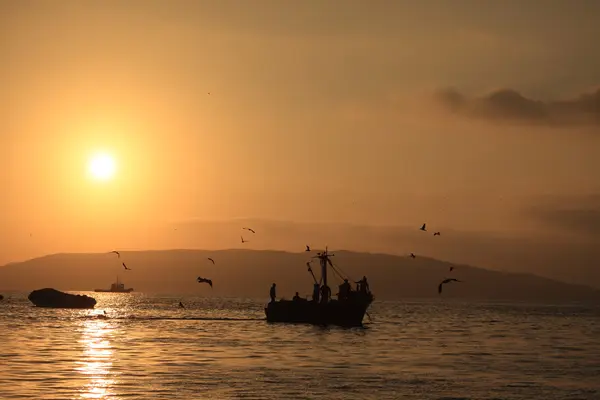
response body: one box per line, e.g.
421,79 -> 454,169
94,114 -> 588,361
94,276 -> 133,293
265,247 -> 374,327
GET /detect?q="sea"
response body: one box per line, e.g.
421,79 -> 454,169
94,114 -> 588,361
0,293 -> 599,400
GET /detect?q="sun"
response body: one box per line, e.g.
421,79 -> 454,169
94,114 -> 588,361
87,153 -> 116,181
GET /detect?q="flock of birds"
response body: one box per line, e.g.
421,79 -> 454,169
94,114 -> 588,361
197,227 -> 256,287
107,227 -> 258,296
110,251 -> 131,270
413,223 -> 462,294
103,223 -> 461,302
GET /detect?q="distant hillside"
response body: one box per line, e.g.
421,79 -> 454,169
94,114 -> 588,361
1,249 -> 599,303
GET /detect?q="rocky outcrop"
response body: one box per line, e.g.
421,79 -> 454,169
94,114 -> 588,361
28,288 -> 96,309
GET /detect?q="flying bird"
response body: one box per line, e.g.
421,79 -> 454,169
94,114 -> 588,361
122,262 -> 131,270
420,223 -> 427,231
241,236 -> 249,243
110,251 -> 120,258
438,278 -> 462,294
305,245 -> 311,252
197,277 -> 213,287
207,257 -> 215,265
243,227 -> 256,233
433,232 -> 441,236
410,253 -> 416,258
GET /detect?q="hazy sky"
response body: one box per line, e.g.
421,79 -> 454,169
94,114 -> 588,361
1,1 -> 599,264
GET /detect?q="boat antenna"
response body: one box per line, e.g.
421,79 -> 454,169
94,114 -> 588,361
311,246 -> 335,289
306,261 -> 318,284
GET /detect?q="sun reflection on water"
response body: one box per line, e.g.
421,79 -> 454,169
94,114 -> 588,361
76,318 -> 116,399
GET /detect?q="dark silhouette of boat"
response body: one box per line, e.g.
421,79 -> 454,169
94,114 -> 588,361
94,276 -> 133,293
28,288 -> 96,309
265,247 -> 374,327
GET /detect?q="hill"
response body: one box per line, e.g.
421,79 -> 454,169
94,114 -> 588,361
1,249 -> 599,303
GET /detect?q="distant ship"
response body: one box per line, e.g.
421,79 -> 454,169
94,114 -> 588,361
265,247 -> 374,327
94,276 -> 133,293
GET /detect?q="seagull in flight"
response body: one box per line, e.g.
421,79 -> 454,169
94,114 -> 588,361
241,236 -> 249,243
197,277 -> 213,288
110,251 -> 120,258
438,278 -> 462,294
243,227 -> 256,234
207,257 -> 215,265
420,223 -> 427,231
122,262 -> 131,270
305,245 -> 311,252
433,232 -> 441,236
410,253 -> 416,258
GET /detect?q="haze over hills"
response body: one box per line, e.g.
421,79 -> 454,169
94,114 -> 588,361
1,249 -> 598,303
52,218 -> 599,289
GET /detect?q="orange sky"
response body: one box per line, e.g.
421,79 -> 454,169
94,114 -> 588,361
1,1 -> 599,265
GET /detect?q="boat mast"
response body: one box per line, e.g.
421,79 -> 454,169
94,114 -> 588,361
321,253 -> 328,288
314,247 -> 334,288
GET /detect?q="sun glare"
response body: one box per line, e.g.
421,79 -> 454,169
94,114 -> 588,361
88,153 -> 116,181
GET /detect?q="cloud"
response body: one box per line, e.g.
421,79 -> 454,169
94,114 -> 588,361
527,195 -> 600,237
436,87 -> 600,127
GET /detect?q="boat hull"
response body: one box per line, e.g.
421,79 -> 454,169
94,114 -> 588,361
94,288 -> 133,293
265,294 -> 373,327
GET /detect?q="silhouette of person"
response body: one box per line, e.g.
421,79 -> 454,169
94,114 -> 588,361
361,276 -> 370,293
356,276 -> 370,294
270,283 -> 277,303
293,292 -> 301,301
312,283 -> 320,302
338,279 -> 351,301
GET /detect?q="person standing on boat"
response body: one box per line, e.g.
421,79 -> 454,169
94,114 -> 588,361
320,284 -> 331,303
270,283 -> 277,303
338,279 -> 351,301
312,283 -> 320,302
357,276 -> 370,294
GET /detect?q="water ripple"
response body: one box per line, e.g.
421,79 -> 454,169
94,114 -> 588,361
0,294 -> 599,399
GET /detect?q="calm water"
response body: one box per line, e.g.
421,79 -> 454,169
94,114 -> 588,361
0,293 -> 599,399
